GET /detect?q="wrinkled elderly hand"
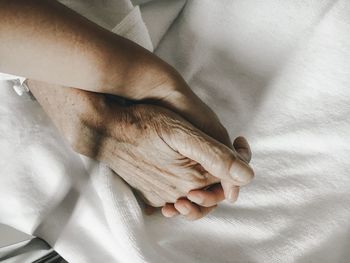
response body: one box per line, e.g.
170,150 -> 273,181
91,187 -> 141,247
28,80 -> 253,219
85,102 -> 252,208
0,0 -> 254,218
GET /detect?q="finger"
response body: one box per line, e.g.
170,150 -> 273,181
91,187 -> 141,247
221,137 -> 251,202
174,198 -> 217,221
166,127 -> 254,186
161,203 -> 179,218
221,180 -> 240,203
187,183 -> 225,207
233,136 -> 252,163
158,88 -> 232,146
144,204 -> 157,215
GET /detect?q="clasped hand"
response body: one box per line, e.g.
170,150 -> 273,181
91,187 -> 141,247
0,0 -> 254,220
29,78 -> 254,220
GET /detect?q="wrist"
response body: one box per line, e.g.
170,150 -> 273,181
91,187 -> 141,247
28,79 -> 110,158
98,38 -> 185,100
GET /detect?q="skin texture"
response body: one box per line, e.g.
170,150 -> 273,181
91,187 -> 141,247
0,0 -> 255,216
165,137 -> 252,220
28,80 -> 253,219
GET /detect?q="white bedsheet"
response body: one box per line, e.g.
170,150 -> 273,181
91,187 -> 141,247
1,0 -> 350,262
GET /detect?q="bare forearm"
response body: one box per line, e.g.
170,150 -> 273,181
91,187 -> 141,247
0,0 -> 170,97
28,79 -> 110,157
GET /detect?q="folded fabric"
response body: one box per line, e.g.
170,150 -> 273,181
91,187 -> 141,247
1,1 -> 159,262
1,0 -> 350,262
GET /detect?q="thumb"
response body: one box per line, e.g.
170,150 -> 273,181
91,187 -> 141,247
165,127 -> 254,186
222,136 -> 253,202
233,136 -> 252,163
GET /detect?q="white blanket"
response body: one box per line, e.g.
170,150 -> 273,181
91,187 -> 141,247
1,0 -> 350,262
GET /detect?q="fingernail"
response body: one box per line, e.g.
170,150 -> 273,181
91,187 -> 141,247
187,194 -> 203,204
176,205 -> 190,215
229,159 -> 254,186
228,188 -> 238,202
163,210 -> 179,218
